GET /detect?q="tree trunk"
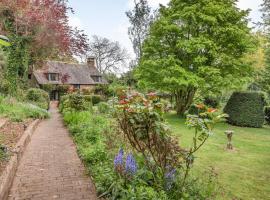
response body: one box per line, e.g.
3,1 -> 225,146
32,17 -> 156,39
175,87 -> 196,116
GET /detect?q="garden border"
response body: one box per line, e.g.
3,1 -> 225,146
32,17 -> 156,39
0,119 -> 40,200
0,118 -> 8,129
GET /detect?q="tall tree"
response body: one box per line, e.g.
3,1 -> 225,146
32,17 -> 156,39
126,0 -> 153,62
255,0 -> 270,94
136,0 -> 255,115
0,0 -> 89,94
88,35 -> 129,74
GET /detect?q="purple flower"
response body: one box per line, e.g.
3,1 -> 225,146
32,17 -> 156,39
165,168 -> 176,190
125,153 -> 137,175
114,148 -> 124,169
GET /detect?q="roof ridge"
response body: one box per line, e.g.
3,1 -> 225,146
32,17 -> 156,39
46,60 -> 87,66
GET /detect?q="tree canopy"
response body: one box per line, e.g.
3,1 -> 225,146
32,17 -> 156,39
136,0 -> 255,115
88,35 -> 129,74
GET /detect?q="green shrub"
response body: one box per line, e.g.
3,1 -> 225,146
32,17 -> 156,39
187,104 -> 199,115
97,102 -> 110,114
0,97 -> 49,121
224,91 -> 266,128
91,95 -> 103,105
265,106 -> 270,124
67,94 -> 86,111
60,94 -> 94,112
26,88 -> 50,110
204,96 -> 219,108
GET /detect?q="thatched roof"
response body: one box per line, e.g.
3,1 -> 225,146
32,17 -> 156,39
33,61 -> 107,85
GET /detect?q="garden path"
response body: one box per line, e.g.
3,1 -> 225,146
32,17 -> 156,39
7,105 -> 97,200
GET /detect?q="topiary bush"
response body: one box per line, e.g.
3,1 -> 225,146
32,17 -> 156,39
26,88 -> 50,110
265,106 -> 270,124
224,92 -> 266,128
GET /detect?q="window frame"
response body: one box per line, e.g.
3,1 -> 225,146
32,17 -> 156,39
91,75 -> 102,83
73,84 -> 80,89
47,73 -> 59,81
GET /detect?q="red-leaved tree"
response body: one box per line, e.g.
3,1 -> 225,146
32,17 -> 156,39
0,0 -> 89,60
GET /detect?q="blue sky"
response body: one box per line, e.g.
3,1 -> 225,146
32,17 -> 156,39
68,0 -> 263,58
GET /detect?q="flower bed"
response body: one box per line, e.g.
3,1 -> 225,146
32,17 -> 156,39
61,91 -> 226,199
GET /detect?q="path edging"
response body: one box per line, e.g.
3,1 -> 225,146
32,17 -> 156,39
0,118 -> 8,129
0,119 -> 40,200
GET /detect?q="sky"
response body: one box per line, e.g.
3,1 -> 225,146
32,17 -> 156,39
68,0 -> 263,59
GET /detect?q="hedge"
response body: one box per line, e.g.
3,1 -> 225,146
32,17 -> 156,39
26,88 -> 50,110
224,91 -> 266,128
265,106 -> 270,124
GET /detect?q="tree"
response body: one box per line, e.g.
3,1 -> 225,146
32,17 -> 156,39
136,0 -> 255,115
126,0 -> 154,62
88,35 -> 129,74
255,0 -> 270,94
0,0 -> 89,94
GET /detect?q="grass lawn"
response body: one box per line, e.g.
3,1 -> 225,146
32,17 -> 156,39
165,113 -> 270,200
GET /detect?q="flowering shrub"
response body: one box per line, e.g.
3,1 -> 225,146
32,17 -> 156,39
115,91 -> 226,192
115,91 -> 186,175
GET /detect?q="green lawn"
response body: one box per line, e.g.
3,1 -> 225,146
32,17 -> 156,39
165,113 -> 270,200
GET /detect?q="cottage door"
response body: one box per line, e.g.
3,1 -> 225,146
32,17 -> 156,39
50,90 -> 59,101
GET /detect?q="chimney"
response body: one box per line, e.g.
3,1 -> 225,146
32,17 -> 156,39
87,57 -> 96,68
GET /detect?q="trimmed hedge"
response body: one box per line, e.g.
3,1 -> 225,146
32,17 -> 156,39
265,106 -> 270,124
26,88 -> 50,110
224,92 -> 266,128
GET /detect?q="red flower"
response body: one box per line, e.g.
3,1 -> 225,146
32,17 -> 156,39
207,108 -> 218,113
119,100 -> 128,105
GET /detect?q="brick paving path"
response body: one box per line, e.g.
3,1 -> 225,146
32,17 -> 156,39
8,107 -> 97,200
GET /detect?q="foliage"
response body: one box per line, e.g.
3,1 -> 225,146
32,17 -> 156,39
26,88 -> 50,110
126,0 -> 154,62
91,95 -> 103,105
61,94 -> 87,112
203,96 -> 219,108
0,35 -> 10,47
166,113 -> 270,199
0,95 -> 48,121
88,35 -> 129,73
224,91 -> 266,128
136,0 -> 255,115
265,106 -> 270,124
0,0 -> 89,60
115,91 -> 226,196
60,93 -> 223,199
97,102 -> 110,114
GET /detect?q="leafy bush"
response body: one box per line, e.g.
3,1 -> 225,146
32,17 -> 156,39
0,96 -> 49,121
26,88 -> 50,110
187,104 -> 199,115
265,106 -> 270,124
115,91 -> 226,197
59,94 -> 94,112
204,96 -> 219,108
91,95 -> 103,105
97,102 -> 110,114
61,91 -> 224,200
224,92 -> 266,128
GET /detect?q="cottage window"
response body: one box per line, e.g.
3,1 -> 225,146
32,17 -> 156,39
47,73 -> 59,81
74,84 -> 80,89
91,76 -> 102,83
